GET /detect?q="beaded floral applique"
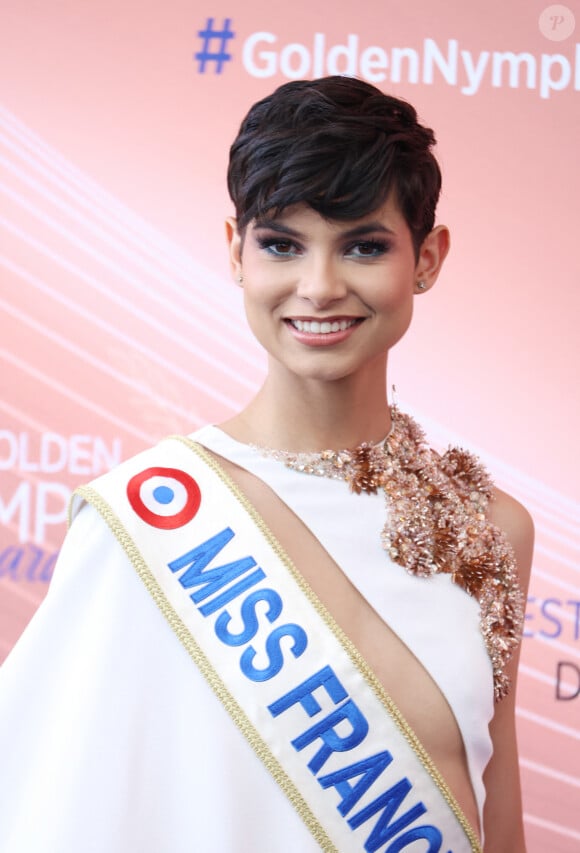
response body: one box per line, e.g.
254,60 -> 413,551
258,408 -> 525,701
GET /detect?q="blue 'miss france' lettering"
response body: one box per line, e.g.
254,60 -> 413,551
270,667 -> 451,853
167,527 -> 266,615
318,752 -> 394,816
270,667 -> 369,772
215,588 -> 283,646
240,622 -> 308,682
168,527 -> 308,683
291,699 -> 369,773
348,778 -> 440,851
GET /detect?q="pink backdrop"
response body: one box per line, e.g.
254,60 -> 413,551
1,1 -> 579,849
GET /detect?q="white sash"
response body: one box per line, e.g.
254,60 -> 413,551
72,436 -> 482,853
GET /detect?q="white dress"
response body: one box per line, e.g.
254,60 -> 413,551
194,427 -> 494,820
0,426 -> 493,852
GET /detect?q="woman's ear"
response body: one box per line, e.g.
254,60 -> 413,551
413,225 -> 450,294
225,217 -> 243,285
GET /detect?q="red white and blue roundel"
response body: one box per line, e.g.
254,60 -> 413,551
127,467 -> 201,529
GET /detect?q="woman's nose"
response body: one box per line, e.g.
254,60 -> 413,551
295,256 -> 347,306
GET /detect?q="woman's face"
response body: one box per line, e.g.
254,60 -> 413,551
226,196 -> 444,387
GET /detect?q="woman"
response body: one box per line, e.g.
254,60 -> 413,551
0,77 -> 532,852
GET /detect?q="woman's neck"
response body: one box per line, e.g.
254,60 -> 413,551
220,370 -> 393,452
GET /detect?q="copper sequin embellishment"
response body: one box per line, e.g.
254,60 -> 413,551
258,408 -> 524,701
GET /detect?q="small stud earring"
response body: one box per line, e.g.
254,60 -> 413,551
416,280 -> 427,291
237,274 -> 243,284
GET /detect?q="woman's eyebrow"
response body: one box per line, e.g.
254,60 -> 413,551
253,219 -> 396,239
253,219 -> 302,237
340,222 -> 396,238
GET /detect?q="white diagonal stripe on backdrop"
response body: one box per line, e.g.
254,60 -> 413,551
524,559 -> 580,593
533,545 -> 579,575
0,255 -> 254,411
0,348 -> 155,442
0,196 -> 262,389
519,663 -> 574,691
523,633 -> 580,662
0,398 -> 52,435
533,519 -> 579,546
516,707 -> 580,740
0,155 -> 262,367
523,813 -> 580,842
0,297 -> 198,424
0,109 -> 254,333
520,758 -> 580,790
531,566 -> 580,596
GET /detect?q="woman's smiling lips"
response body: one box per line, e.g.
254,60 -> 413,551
284,316 -> 364,346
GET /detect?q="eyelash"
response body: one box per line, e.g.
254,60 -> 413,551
257,237 -> 299,257
346,240 -> 390,258
256,237 -> 390,258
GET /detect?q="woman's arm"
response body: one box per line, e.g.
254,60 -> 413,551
482,488 -> 535,852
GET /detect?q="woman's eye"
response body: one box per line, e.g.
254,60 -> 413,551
347,241 -> 389,258
258,238 -> 299,257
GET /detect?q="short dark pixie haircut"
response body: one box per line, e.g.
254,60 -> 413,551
227,76 -> 442,258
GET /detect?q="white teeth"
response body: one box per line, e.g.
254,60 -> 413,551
291,319 -> 357,334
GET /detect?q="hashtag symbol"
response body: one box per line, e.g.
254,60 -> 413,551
195,18 -> 235,73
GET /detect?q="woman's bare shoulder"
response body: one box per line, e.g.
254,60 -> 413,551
488,486 -> 535,590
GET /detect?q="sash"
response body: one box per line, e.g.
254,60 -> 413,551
72,436 -> 482,853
